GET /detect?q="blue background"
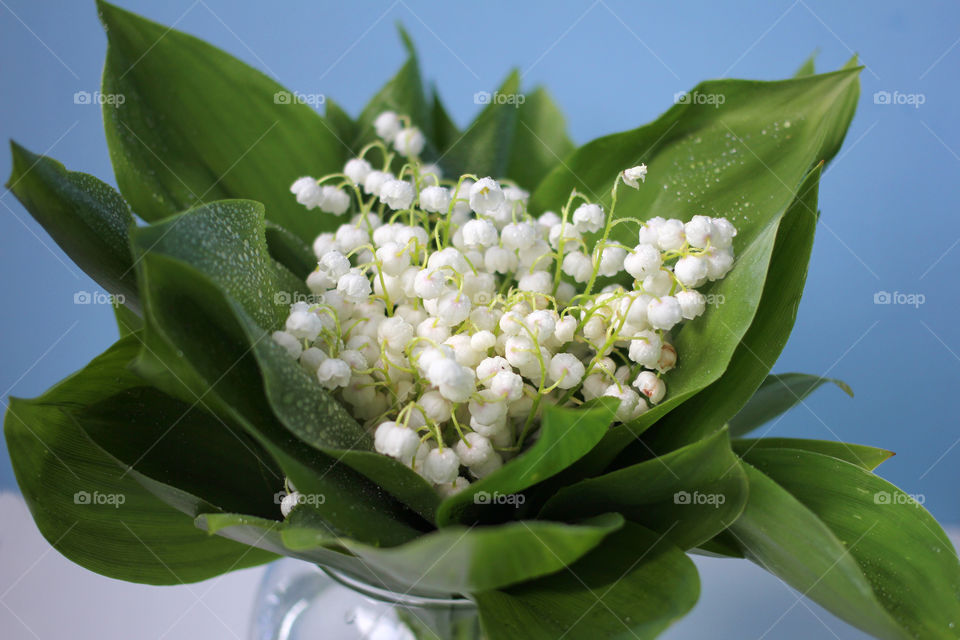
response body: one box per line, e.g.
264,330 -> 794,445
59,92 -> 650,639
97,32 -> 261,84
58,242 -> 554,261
1,0 -> 957,528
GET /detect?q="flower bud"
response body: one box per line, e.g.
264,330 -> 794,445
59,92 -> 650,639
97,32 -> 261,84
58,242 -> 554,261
272,330 -> 302,359
423,447 -> 461,484
572,203 -> 604,233
344,158 -> 372,185
647,296 -> 683,330
455,432 -> 494,467
632,370 -> 666,404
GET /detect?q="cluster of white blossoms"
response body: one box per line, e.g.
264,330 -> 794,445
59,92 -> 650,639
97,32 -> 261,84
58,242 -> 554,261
275,111 -> 736,499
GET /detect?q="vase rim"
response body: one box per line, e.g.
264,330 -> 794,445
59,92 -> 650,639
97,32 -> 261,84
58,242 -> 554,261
320,566 -> 476,609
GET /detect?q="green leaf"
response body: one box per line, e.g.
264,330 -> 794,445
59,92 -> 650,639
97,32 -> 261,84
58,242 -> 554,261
540,428 -> 747,550
794,51 -> 818,77
74,385 -> 282,518
286,511 -> 625,594
130,201 -> 439,522
646,165 -> 824,451
98,0 -> 345,241
528,70 -> 859,463
430,88 -> 460,152
436,399 -> 618,526
323,98 -> 359,155
198,510 -> 444,595
353,26 -> 430,153
264,220 -> 317,280
7,142 -> 138,307
732,437 -> 892,470
506,87 -> 575,190
113,302 -> 142,337
133,251 -> 426,545
475,522 -> 699,640
130,199 -> 300,331
4,335 -> 276,584
727,450 -> 960,640
439,71 -> 520,179
728,372 -> 854,437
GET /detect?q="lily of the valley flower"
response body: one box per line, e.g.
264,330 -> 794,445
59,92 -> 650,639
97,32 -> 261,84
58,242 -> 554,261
276,111 -> 737,501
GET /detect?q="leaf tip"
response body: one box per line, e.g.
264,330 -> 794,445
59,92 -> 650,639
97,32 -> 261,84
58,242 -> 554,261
394,22 -> 416,58
835,379 -> 854,398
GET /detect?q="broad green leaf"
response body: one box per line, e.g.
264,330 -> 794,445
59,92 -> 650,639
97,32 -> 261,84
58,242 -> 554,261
286,511 -> 624,594
728,372 -> 854,437
98,0 -> 345,241
430,88 -> 460,152
130,202 -> 439,521
436,399 -> 618,526
439,71 -> 520,179
4,335 -> 276,584
197,511 -> 432,594
353,26 -> 431,153
722,463 -> 900,639
529,70 -> 859,462
730,450 -> 960,640
646,165 -> 824,451
74,385 -> 281,518
506,87 -> 575,190
7,142 -> 138,307
130,199 -> 300,331
540,428 -> 747,550
133,251 -> 425,545
324,98 -> 359,154
113,302 -> 142,336
794,51 -> 818,77
264,220 -> 317,279
732,437 -> 892,470
476,522 -> 699,640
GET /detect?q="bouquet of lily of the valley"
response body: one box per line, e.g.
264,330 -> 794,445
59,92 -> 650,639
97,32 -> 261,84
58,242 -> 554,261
6,3 -> 960,639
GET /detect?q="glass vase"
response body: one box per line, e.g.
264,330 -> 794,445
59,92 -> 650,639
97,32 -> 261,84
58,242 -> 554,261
249,558 -> 483,640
